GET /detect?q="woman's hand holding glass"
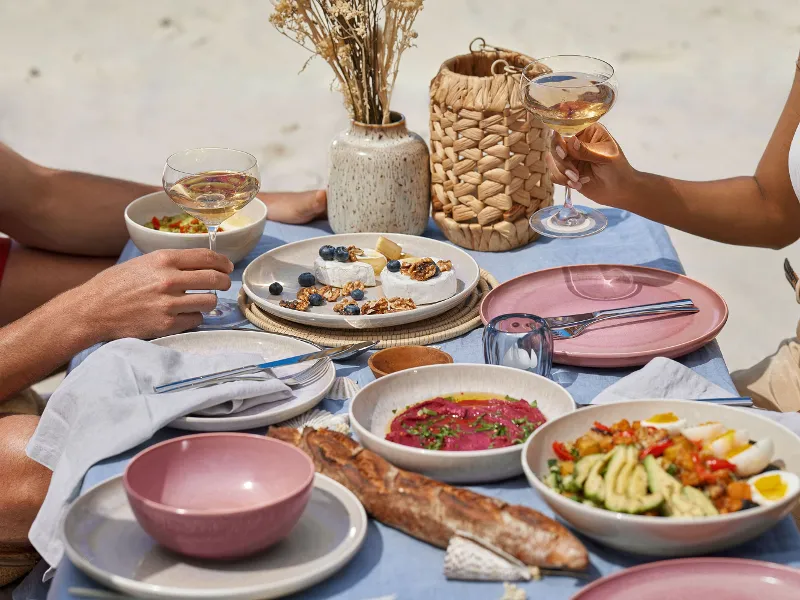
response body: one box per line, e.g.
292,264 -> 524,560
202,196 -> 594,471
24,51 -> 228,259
546,123 -> 634,207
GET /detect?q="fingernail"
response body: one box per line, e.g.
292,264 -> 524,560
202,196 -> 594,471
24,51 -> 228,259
579,176 -> 591,184
572,137 -> 581,150
565,169 -> 579,183
555,146 -> 566,159
567,180 -> 582,190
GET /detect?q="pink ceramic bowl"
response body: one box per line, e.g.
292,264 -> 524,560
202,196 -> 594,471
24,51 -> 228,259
123,433 -> 315,560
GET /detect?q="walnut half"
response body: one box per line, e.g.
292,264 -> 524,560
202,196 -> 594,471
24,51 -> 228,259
347,246 -> 364,262
279,299 -> 309,312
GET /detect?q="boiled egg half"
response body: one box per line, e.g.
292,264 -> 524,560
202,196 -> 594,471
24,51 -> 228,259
728,438 -> 774,477
708,429 -> 750,460
747,471 -> 800,506
640,412 -> 686,434
681,421 -> 726,444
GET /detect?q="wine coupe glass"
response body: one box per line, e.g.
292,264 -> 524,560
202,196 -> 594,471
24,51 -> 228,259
520,56 -> 618,238
162,148 -> 260,327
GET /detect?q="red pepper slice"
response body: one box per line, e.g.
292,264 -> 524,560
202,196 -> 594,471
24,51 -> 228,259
552,441 -> 574,461
639,439 -> 673,460
705,458 -> 736,472
151,217 -> 161,229
692,452 -> 719,483
593,421 -> 612,433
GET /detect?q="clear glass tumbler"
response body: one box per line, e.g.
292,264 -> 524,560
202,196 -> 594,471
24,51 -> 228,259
483,313 -> 553,378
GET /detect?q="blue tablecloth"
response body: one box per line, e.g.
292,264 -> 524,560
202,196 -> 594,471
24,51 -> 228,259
45,210 -> 800,600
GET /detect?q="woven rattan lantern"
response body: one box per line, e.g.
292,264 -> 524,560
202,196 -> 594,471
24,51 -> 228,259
429,43 -> 554,251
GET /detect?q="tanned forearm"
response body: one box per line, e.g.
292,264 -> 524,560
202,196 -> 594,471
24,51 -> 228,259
0,288 -> 98,400
0,144 -> 158,257
618,171 -> 800,249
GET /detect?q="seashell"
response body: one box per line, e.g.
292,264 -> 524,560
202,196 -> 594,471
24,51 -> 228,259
501,583 -> 528,600
327,376 -> 361,401
280,408 -> 350,434
444,532 -> 539,582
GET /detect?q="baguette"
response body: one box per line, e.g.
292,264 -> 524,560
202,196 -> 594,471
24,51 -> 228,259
268,426 -> 588,570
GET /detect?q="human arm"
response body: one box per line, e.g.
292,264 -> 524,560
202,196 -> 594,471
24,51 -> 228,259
548,60 -> 800,249
0,143 -> 327,257
0,248 -> 232,401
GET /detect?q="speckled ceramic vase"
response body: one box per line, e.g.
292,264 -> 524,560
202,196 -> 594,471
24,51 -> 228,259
328,112 -> 431,235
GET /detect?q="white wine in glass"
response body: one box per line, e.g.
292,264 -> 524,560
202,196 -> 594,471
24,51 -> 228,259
521,56 -> 618,238
163,148 -> 261,327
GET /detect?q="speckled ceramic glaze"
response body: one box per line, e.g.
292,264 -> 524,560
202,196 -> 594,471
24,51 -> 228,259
328,112 -> 431,234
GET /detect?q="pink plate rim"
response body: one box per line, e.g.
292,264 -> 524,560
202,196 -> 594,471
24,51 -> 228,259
479,264 -> 729,365
571,557 -> 800,599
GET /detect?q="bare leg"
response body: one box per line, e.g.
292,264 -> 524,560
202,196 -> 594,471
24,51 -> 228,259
0,414 -> 51,551
0,242 -> 114,326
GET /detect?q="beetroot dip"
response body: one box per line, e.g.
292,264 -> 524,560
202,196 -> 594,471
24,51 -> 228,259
386,393 -> 546,451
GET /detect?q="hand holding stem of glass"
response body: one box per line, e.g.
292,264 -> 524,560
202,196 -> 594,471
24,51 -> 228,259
521,56 -> 617,238
163,148 -> 260,323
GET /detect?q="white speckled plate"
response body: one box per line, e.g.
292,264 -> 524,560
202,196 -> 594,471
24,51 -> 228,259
152,331 -> 335,432
242,233 -> 481,330
62,473 -> 367,600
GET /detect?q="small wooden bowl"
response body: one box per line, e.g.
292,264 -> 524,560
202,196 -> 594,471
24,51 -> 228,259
368,346 -> 454,379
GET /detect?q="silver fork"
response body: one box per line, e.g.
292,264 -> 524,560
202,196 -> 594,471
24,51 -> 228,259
550,300 -> 698,340
187,358 -> 331,389
784,258 -> 798,289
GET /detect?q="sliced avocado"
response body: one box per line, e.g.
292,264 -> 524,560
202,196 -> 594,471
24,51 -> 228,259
627,463 -> 649,498
681,486 -> 719,517
604,446 -> 664,514
574,454 -> 605,488
582,499 -> 599,508
584,450 -> 615,503
644,454 -> 681,496
643,454 -> 716,517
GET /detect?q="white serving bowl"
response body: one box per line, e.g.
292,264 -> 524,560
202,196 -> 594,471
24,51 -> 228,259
349,364 -> 576,483
124,191 -> 267,264
522,399 -> 800,557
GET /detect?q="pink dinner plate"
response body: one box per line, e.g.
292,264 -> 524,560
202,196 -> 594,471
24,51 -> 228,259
571,558 -> 800,600
480,264 -> 728,367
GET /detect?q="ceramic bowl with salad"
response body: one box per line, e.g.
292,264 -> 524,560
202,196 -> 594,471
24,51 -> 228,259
349,363 -> 575,484
522,400 -> 800,556
125,191 -> 267,263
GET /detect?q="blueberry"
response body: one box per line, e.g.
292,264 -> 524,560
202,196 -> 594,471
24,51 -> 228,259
343,304 -> 361,316
298,272 -> 316,287
350,288 -> 364,301
386,260 -> 401,272
268,282 -> 283,295
308,293 -> 325,306
334,246 -> 350,262
319,245 -> 335,261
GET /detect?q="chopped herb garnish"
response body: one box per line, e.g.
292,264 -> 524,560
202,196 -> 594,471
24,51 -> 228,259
476,423 -> 495,432
513,438 -> 525,445
666,464 -> 679,476
417,408 -> 438,417
492,424 -> 508,438
391,409 -> 397,414
512,418 -> 529,426
570,447 -> 581,460
547,458 -> 558,469
504,395 -> 516,401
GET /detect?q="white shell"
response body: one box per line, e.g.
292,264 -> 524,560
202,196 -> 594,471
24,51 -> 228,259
280,408 -> 350,434
444,533 -> 536,582
327,376 -> 361,401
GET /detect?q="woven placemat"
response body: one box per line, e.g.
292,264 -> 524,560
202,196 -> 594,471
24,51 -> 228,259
238,269 -> 498,348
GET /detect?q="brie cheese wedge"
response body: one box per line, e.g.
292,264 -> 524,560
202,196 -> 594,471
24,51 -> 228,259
380,258 -> 457,305
314,256 -> 376,288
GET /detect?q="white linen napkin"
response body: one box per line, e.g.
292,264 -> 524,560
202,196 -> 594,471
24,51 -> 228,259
592,357 -> 733,404
591,357 -> 800,437
26,338 -> 292,570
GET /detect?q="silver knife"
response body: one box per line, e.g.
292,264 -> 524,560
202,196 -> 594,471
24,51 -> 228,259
154,341 -> 372,394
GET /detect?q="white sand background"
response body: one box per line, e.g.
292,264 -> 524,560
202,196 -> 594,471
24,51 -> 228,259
1,0 -> 800,376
